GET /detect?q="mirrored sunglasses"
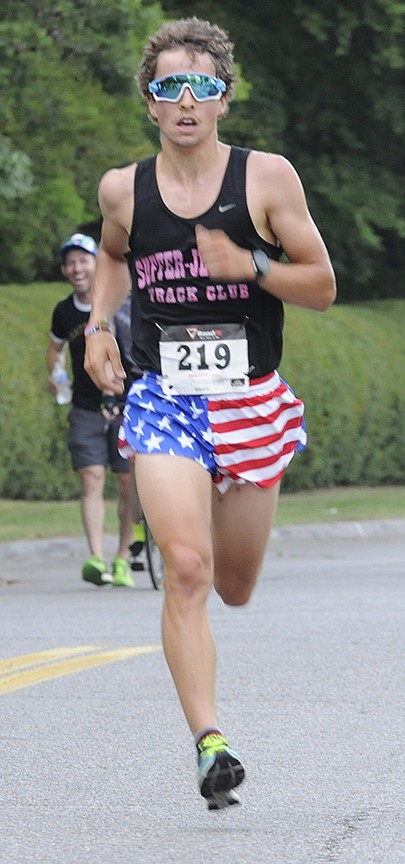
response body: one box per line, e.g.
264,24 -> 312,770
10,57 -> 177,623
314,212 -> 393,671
148,73 -> 227,103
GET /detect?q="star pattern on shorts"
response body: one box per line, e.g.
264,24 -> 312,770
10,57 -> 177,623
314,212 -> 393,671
131,418 -> 145,440
145,431 -> 164,452
177,430 -> 195,450
123,373 -> 216,475
161,388 -> 177,405
140,400 -> 156,414
201,428 -> 214,444
130,379 -> 148,398
190,399 -> 205,419
175,410 -> 190,425
157,415 -> 172,432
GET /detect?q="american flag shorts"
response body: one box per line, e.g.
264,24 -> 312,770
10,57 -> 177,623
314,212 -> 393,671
119,370 -> 306,493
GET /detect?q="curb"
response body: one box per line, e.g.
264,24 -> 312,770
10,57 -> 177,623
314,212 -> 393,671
272,518 -> 405,540
1,520 -> 404,559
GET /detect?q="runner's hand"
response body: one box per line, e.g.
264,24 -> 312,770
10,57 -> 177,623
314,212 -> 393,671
84,331 -> 126,394
195,224 -> 253,282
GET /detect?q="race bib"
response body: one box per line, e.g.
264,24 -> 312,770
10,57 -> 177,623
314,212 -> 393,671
159,323 -> 249,395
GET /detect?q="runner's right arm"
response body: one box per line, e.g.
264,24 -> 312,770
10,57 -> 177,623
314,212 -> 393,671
84,164 -> 136,393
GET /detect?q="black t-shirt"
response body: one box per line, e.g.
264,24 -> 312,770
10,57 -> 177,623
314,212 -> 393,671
50,294 -> 102,411
50,294 -> 132,410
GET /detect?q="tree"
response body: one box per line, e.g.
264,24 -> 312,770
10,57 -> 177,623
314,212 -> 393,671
0,0 -> 163,281
161,0 -> 405,301
1,0 -> 404,298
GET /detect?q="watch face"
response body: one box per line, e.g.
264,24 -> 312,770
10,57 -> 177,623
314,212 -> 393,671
253,249 -> 270,277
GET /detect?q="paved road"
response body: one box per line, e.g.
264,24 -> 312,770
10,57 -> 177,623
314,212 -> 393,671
0,520 -> 404,864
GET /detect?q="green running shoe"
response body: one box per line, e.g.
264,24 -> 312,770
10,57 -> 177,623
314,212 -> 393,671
82,556 -> 113,586
112,556 -> 135,588
197,733 -> 245,809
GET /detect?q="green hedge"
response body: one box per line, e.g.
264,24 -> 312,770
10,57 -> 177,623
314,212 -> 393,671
1,284 -> 404,498
280,301 -> 405,490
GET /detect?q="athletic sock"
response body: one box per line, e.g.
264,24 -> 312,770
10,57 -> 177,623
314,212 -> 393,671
194,727 -> 223,748
133,522 -> 145,542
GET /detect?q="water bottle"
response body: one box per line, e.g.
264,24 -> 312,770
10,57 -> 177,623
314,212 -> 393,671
52,360 -> 72,405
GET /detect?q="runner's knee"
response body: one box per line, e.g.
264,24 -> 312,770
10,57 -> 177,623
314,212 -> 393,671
164,542 -> 212,602
214,564 -> 259,607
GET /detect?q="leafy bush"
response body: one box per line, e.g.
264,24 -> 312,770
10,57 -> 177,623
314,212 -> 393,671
0,284 -> 404,498
280,301 -> 405,490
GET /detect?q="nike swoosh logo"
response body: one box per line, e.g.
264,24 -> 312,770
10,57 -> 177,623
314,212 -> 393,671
218,203 -> 236,213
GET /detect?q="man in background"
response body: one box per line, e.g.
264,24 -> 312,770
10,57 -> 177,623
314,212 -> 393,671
47,232 -> 137,587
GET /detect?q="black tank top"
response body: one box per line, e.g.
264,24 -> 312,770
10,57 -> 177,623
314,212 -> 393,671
126,146 -> 284,378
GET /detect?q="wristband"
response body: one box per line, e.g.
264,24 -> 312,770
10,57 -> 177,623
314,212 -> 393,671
84,320 -> 112,339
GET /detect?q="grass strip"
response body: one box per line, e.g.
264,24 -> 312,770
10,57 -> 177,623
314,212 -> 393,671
0,486 -> 404,543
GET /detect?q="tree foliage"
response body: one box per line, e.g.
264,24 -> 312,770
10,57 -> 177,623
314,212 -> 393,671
161,0 -> 405,301
1,0 -> 404,299
0,0 -> 163,281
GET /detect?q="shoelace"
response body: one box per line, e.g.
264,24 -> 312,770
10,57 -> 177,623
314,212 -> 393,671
198,734 -> 228,755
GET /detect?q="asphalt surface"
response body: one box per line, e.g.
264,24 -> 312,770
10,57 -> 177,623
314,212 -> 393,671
0,519 -> 404,864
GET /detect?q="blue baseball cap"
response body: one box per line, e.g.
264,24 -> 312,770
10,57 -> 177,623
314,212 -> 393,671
60,233 -> 98,261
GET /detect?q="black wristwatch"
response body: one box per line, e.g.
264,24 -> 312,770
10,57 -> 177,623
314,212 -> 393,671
251,249 -> 271,280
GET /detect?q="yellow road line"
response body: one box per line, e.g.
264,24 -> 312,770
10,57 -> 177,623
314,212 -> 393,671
0,646 -> 102,675
0,646 -> 161,696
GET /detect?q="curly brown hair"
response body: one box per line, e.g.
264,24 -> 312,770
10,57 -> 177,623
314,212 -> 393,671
136,17 -> 238,102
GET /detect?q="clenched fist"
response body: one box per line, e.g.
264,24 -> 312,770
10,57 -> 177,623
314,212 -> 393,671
195,224 -> 254,282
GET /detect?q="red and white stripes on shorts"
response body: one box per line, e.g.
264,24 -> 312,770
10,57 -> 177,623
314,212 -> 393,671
208,371 -> 306,491
119,370 -> 306,493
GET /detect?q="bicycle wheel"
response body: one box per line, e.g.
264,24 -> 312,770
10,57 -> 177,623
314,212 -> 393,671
145,521 -> 164,590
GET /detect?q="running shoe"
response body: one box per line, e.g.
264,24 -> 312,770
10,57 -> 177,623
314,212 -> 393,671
197,733 -> 245,809
112,556 -> 135,588
82,555 -> 113,586
206,789 -> 241,811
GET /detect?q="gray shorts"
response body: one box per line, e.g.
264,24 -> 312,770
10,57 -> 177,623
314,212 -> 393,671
68,406 -> 131,473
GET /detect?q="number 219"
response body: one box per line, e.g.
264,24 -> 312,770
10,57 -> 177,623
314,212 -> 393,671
178,343 -> 230,371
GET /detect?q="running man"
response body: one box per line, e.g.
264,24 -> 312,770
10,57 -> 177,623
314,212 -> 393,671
84,17 -> 336,808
